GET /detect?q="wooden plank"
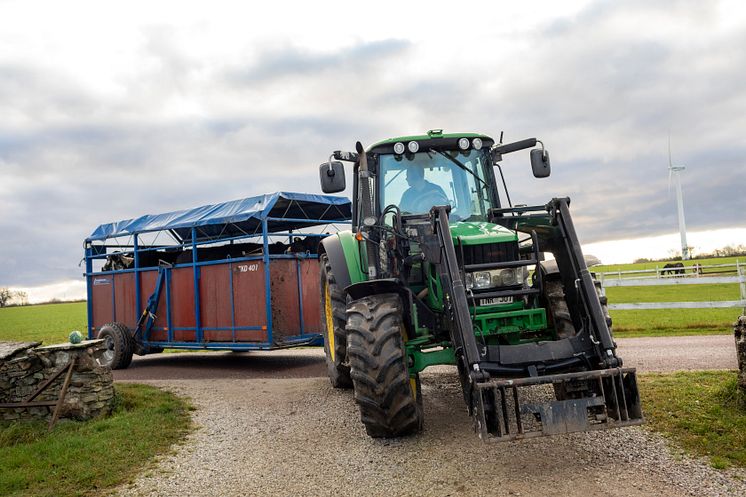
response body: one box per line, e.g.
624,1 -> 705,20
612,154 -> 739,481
609,300 -> 746,310
49,358 -> 76,430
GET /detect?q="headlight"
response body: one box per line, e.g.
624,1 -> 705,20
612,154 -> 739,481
458,137 -> 470,150
473,271 -> 492,289
393,142 -> 405,154
472,137 -> 483,149
498,268 -> 517,286
407,141 -> 420,153
466,267 -> 527,290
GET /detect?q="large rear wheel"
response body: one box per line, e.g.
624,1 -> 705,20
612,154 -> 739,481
346,293 -> 423,437
320,254 -> 352,388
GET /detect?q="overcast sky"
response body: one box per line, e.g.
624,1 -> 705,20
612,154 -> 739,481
1,0 -> 745,301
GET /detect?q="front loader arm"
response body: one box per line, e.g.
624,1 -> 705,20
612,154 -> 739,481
430,205 -> 483,375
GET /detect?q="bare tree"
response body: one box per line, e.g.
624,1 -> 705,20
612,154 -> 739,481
0,288 -> 28,307
0,288 -> 12,307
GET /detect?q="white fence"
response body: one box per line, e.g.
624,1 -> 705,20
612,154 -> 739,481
598,261 -> 746,311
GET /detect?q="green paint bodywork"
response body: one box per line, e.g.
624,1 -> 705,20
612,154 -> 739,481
449,221 -> 517,245
336,231 -> 366,284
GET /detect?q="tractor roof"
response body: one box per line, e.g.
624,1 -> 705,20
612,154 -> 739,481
368,130 -> 494,152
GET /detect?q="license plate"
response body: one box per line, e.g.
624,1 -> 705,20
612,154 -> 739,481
479,296 -> 514,306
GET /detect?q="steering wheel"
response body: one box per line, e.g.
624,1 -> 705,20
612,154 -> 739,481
411,190 -> 450,213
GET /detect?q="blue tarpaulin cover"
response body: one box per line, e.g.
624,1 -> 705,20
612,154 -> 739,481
87,192 -> 351,242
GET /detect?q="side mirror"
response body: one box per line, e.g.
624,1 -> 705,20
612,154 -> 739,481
319,161 -> 346,193
530,149 -> 550,178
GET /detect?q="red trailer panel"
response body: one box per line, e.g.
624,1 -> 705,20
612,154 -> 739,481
231,261 -> 268,342
89,275 -> 113,333
171,267 -> 196,341
299,259 -> 322,333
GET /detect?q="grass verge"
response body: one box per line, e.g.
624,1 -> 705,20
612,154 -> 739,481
0,383 -> 193,497
640,371 -> 746,469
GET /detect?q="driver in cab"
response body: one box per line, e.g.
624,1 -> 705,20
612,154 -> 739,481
399,166 -> 449,214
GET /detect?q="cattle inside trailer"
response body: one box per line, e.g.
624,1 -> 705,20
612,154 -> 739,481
84,191 -> 351,369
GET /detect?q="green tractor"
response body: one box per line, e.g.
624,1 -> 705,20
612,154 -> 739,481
318,130 -> 643,440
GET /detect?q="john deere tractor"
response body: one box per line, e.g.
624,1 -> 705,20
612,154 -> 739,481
318,130 -> 643,440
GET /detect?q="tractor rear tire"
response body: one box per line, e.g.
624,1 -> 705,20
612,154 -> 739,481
97,322 -> 134,369
346,293 -> 423,438
320,254 -> 352,388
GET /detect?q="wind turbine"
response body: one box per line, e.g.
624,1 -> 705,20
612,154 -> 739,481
668,137 -> 689,260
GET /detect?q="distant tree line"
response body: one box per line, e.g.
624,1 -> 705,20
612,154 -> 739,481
0,288 -> 28,307
634,244 -> 746,264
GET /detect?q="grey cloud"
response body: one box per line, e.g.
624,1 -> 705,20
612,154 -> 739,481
227,39 -> 411,84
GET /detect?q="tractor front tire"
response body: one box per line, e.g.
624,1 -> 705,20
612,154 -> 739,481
97,322 -> 134,369
320,254 -> 352,388
346,293 -> 423,437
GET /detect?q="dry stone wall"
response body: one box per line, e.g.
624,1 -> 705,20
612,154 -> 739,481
0,340 -> 115,422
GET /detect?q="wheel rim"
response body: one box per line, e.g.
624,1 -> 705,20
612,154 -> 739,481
324,280 -> 335,362
409,376 -> 418,400
99,335 -> 115,366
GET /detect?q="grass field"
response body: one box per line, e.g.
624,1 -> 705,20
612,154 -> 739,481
640,371 -> 746,468
0,384 -> 193,497
0,302 -> 87,345
600,261 -> 743,336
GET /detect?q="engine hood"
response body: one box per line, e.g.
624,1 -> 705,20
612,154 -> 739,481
449,221 -> 517,245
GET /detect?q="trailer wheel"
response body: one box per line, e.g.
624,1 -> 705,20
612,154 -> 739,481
346,293 -> 423,437
320,254 -> 352,388
97,323 -> 134,369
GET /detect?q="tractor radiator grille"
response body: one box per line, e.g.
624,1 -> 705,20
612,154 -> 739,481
460,242 -> 518,266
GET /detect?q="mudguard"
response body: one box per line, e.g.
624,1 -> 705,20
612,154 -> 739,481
320,231 -> 365,290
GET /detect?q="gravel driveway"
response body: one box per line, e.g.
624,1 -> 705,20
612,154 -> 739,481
115,336 -> 745,497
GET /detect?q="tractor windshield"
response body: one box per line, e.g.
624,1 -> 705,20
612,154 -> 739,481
378,148 -> 496,221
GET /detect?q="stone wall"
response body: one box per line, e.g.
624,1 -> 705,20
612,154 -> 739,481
736,316 -> 746,391
0,340 -> 115,422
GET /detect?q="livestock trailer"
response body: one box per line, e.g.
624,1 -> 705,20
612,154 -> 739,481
84,192 -> 351,369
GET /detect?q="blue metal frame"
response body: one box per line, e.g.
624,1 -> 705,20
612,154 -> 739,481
84,196 -> 350,351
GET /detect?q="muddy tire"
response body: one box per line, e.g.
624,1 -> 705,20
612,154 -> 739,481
320,254 -> 352,388
97,322 -> 134,369
544,275 -> 611,339
543,277 -> 575,339
346,293 -> 423,437
549,275 -> 613,400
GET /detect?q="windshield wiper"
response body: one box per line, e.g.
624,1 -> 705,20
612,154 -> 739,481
428,148 -> 488,190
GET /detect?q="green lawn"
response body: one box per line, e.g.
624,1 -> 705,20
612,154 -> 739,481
606,283 -> 740,303
611,308 -> 736,337
0,302 -> 87,345
0,384 -> 193,497
595,256 -> 744,275
640,371 -> 746,468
